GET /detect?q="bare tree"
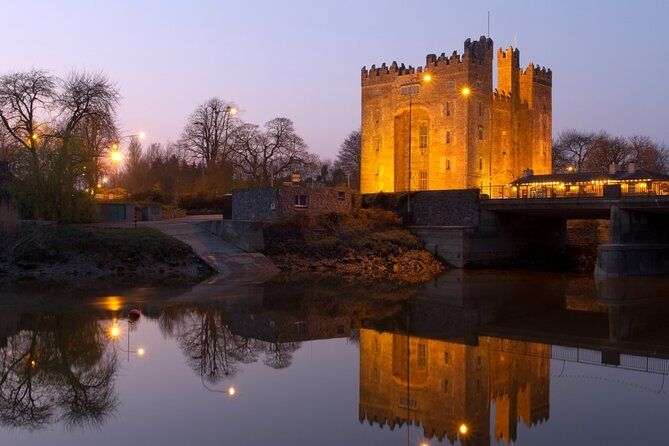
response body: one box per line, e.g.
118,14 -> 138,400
232,117 -> 309,186
0,70 -> 56,172
179,98 -> 238,169
582,133 -> 631,173
335,129 -> 361,188
627,135 -> 668,172
552,129 -> 597,172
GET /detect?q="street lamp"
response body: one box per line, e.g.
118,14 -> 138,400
401,72 -> 432,223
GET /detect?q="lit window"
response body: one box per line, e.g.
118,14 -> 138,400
419,170 -> 428,190
478,126 -> 484,140
446,131 -> 451,144
295,195 -> 308,208
419,122 -> 428,149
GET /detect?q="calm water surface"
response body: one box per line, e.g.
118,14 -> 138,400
0,271 -> 668,445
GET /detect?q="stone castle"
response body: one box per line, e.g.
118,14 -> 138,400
360,36 -> 552,195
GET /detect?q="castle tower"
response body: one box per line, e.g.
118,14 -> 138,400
360,37 -> 552,196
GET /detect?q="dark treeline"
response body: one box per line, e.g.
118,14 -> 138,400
553,130 -> 668,173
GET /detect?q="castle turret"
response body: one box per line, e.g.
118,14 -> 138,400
497,46 -> 520,98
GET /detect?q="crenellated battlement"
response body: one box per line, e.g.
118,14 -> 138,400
362,37 -> 492,84
521,63 -> 552,86
463,36 -> 494,62
493,88 -> 513,103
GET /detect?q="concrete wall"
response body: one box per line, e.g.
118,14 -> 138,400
197,219 -> 265,252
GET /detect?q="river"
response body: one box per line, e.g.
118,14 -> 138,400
0,270 -> 668,445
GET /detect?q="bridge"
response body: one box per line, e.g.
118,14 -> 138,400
404,190 -> 669,276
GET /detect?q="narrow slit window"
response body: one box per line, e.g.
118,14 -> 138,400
419,122 -> 428,149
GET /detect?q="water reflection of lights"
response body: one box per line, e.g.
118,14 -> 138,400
107,318 -> 146,362
200,375 -> 236,398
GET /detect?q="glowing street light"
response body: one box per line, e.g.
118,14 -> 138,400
109,324 -> 121,339
137,348 -> 146,356
110,151 -> 123,163
459,423 -> 469,435
228,386 -> 236,396
567,166 -> 575,172
461,86 -> 472,97
422,73 -> 432,82
138,131 -> 147,140
226,106 -> 238,116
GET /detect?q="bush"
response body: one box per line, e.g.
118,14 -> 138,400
262,208 -> 422,258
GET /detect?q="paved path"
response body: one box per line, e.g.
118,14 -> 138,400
141,215 -> 279,279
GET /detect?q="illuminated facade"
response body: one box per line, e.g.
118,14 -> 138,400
361,37 -> 552,195
358,329 -> 550,445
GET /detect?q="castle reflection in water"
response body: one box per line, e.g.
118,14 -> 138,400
0,271 -> 668,443
359,331 -> 549,445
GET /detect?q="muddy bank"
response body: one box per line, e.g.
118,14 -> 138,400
0,226 -> 215,286
262,209 -> 444,281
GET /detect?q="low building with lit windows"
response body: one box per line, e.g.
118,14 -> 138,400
508,164 -> 669,199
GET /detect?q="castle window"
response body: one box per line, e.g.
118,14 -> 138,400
419,170 -> 428,190
419,122 -> 428,148
446,102 -> 452,117
447,81 -> 455,89
374,137 -> 381,152
444,352 -> 450,364
478,126 -> 484,140
446,159 -> 451,171
476,80 -> 482,89
479,157 -> 483,171
478,102 -> 483,117
446,131 -> 451,144
373,110 -> 381,123
442,379 -> 450,394
402,85 -> 419,95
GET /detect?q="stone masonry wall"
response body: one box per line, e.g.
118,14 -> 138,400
363,189 -> 481,227
232,188 -> 279,221
233,187 -> 352,221
566,219 -> 610,247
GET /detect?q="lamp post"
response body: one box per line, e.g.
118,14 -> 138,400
400,73 -> 431,223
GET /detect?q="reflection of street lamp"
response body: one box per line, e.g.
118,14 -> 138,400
200,374 -> 236,397
401,73 -> 432,223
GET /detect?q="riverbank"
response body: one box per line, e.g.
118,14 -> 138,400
262,209 -> 444,281
0,226 -> 215,285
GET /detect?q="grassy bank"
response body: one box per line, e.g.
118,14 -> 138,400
0,226 -> 214,285
263,209 -> 443,280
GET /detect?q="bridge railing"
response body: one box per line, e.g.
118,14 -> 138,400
481,184 -> 669,200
